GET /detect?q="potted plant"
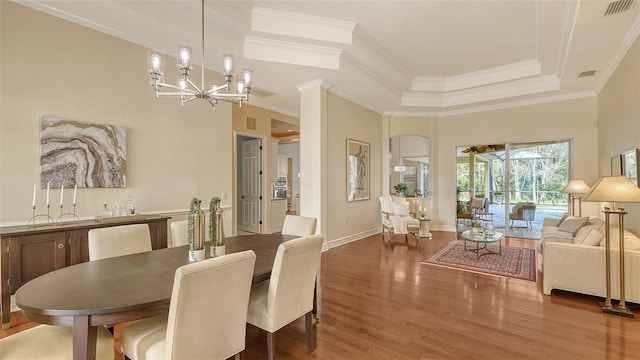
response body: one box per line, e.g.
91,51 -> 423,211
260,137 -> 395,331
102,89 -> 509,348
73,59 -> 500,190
471,220 -> 483,234
494,191 -> 503,204
393,183 -> 408,196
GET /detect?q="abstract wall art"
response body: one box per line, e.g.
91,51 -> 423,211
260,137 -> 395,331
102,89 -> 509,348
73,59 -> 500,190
40,116 -> 127,188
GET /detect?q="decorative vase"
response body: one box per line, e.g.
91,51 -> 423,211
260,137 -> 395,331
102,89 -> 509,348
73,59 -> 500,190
210,207 -> 225,257
188,198 -> 205,262
209,197 -> 224,257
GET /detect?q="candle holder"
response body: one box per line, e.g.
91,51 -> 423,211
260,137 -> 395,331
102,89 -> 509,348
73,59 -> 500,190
27,205 -> 55,227
55,204 -> 80,224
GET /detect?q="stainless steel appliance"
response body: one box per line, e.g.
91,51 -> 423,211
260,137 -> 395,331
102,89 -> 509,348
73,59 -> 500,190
273,176 -> 287,199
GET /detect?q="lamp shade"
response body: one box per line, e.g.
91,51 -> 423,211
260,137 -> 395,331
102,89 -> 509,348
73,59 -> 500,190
561,179 -> 590,195
583,176 -> 640,203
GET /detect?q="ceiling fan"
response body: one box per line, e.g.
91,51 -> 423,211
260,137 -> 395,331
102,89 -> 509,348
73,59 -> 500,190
461,144 -> 506,154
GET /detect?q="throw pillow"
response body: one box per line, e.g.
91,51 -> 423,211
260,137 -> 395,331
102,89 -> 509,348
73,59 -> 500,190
392,202 -> 409,216
600,228 -> 640,250
558,216 -> 589,236
559,212 -> 570,224
574,225 -> 603,246
471,198 -> 485,209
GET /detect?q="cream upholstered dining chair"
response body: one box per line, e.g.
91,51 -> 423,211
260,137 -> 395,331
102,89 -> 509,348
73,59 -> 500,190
169,220 -> 189,247
246,234 -> 324,360
281,215 -> 317,236
0,324 -> 114,359
120,250 -> 256,360
170,218 -> 212,247
88,223 -> 152,261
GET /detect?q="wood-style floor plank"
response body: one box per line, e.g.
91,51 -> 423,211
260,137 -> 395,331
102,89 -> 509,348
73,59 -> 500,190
2,230 -> 639,359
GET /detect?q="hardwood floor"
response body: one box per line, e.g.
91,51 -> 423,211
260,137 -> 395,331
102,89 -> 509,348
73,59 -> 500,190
2,230 -> 639,359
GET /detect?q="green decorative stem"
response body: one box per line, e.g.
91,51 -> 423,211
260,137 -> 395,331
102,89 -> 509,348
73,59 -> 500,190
188,197 -> 202,250
209,196 -> 221,243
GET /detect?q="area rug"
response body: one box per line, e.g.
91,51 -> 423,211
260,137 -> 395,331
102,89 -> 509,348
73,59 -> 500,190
421,240 -> 536,282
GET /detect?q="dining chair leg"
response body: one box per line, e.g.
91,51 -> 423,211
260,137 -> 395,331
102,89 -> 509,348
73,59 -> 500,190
305,311 -> 314,352
234,353 -> 241,360
267,332 -> 275,360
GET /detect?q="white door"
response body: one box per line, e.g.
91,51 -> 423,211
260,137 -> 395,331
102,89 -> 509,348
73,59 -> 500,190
240,139 -> 262,233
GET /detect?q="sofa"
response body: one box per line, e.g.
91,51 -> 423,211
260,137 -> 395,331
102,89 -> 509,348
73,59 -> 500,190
539,215 -> 640,303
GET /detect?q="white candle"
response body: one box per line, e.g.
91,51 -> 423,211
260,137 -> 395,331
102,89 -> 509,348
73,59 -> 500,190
32,184 -> 36,207
46,182 -> 50,206
73,184 -> 77,205
60,184 -> 64,206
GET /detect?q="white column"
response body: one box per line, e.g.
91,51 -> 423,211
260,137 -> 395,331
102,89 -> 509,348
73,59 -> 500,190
297,80 -> 328,235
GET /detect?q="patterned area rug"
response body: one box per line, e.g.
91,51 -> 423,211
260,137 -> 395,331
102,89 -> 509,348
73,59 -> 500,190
421,240 -> 536,282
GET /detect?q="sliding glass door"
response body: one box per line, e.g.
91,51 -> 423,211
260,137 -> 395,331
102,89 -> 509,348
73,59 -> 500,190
456,140 -> 569,239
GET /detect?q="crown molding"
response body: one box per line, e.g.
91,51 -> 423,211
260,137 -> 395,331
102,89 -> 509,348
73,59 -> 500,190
594,9 -> 640,94
412,59 -> 542,92
297,79 -> 331,93
251,7 -> 355,44
244,36 -> 342,69
402,74 -> 560,107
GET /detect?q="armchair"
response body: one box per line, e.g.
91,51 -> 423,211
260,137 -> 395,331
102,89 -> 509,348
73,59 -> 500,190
509,202 -> 536,228
379,195 -> 419,241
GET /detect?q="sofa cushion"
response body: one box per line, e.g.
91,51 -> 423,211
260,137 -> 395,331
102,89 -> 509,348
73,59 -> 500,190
537,227 -> 575,254
587,217 -> 605,228
558,216 -> 589,236
599,227 -> 640,250
574,225 -> 603,246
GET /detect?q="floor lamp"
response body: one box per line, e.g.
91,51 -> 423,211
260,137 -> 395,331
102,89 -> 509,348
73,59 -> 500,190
561,179 -> 590,216
583,176 -> 640,318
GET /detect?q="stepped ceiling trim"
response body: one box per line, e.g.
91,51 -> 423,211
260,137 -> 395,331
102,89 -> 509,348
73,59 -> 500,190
14,0 -> 640,117
251,7 -> 355,44
402,75 -> 560,108
244,37 -> 343,69
412,59 -> 542,92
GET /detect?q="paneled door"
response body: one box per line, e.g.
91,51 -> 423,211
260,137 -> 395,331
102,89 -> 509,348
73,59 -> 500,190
240,139 -> 262,233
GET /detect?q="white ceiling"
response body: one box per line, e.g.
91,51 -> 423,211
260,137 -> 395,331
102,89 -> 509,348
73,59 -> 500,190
16,0 -> 640,118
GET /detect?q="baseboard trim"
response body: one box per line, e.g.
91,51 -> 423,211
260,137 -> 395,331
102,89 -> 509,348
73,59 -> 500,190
322,227 -> 381,251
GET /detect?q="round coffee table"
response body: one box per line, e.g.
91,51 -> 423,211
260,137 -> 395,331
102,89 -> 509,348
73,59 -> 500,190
461,230 -> 504,258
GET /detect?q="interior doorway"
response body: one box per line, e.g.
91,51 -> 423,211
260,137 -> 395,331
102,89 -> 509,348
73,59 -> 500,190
236,135 -> 263,234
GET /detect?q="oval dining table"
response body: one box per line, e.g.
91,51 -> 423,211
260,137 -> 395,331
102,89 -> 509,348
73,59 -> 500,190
15,233 -> 298,360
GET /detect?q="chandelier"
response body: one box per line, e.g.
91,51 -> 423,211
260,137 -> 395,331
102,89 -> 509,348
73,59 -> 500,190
147,0 -> 252,109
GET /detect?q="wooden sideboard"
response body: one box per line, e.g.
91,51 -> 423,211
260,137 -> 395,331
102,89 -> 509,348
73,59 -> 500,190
0,214 -> 170,329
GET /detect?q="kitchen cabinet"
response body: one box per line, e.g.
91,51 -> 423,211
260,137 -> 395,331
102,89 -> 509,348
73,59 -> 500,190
271,138 -> 279,182
277,155 -> 288,177
271,199 -> 287,232
0,214 -> 169,329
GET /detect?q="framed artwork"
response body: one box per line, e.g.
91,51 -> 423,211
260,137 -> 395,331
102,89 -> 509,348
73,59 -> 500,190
346,138 -> 369,201
611,155 -> 622,176
622,148 -> 639,186
40,116 -> 127,188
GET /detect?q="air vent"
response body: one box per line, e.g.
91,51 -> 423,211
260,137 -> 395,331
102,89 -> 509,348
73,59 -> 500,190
605,0 -> 633,16
246,117 -> 256,130
579,70 -> 597,78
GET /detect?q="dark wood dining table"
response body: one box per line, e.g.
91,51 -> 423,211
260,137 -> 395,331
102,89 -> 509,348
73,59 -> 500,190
15,233 -> 298,360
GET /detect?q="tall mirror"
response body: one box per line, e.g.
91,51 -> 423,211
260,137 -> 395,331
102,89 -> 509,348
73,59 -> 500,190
389,135 -> 430,197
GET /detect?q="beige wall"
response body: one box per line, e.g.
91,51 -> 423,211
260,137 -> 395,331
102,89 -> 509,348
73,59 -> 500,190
598,35 -> 640,234
3,1 -> 638,242
325,92 -> 382,242
435,97 -> 600,230
0,3 -> 233,233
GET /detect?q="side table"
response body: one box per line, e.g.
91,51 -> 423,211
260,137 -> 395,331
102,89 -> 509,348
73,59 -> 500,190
417,218 -> 432,238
